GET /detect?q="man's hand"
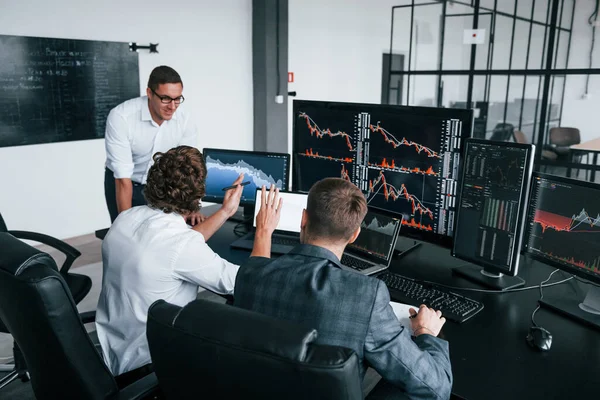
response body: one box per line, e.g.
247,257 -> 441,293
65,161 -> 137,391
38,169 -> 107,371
409,304 -> 446,337
255,185 -> 283,236
186,211 -> 206,226
221,174 -> 245,217
251,185 -> 283,258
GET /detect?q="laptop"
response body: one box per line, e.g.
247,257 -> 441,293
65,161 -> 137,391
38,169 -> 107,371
230,189 -> 308,254
339,209 -> 402,276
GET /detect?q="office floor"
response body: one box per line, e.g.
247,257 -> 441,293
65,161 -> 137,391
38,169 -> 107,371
0,233 -> 381,399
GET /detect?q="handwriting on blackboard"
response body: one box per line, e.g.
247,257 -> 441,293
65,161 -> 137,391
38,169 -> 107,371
0,35 -> 140,148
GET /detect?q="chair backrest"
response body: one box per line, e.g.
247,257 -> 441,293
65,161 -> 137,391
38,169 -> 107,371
147,299 -> 363,400
489,123 -> 515,142
0,232 -> 118,400
0,213 -> 7,232
549,127 -> 580,146
513,130 -> 528,144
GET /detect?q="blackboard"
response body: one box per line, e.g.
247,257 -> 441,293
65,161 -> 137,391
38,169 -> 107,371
0,35 -> 139,148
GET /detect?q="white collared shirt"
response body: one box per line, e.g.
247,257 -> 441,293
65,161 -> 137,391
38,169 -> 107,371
95,206 -> 239,376
104,96 -> 198,184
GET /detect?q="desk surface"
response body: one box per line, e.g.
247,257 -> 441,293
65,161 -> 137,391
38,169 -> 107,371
205,211 -> 600,400
570,137 -> 600,151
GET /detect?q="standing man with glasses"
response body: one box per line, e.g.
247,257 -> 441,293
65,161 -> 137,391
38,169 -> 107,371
104,65 -> 203,224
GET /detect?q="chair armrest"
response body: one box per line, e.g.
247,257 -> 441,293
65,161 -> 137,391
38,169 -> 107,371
79,310 -> 96,324
8,230 -> 81,273
115,372 -> 161,400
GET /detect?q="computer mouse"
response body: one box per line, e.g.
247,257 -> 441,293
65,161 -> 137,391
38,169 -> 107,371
526,326 -> 552,351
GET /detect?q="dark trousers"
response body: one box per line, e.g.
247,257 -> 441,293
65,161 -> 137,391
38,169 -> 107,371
104,167 -> 147,223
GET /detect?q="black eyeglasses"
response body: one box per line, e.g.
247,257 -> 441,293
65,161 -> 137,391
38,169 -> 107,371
150,88 -> 185,104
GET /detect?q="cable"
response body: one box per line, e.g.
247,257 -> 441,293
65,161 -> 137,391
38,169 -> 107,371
413,265 -> 572,294
574,276 -> 600,287
530,269 -> 562,327
233,222 -> 250,237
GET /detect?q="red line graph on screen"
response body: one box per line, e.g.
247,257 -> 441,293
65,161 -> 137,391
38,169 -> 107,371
341,164 -> 350,181
534,209 -> 600,233
402,218 -> 433,232
369,158 -> 439,176
544,252 -> 600,272
367,171 -> 434,220
299,112 -> 354,151
369,123 -> 441,159
299,148 -> 353,163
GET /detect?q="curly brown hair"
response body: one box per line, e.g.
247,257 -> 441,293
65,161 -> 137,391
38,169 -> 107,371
144,146 -> 206,215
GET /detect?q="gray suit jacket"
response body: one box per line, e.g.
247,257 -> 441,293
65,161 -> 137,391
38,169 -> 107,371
234,244 -> 452,400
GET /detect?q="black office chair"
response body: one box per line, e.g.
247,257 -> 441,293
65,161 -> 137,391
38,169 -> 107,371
0,213 -> 92,390
0,232 -> 160,399
147,299 -> 364,400
489,123 -> 515,142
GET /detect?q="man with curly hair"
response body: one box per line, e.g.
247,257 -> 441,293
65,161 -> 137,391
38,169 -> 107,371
95,146 -> 275,387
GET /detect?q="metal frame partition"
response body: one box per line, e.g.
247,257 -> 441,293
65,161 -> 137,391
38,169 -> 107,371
388,0 -> 600,178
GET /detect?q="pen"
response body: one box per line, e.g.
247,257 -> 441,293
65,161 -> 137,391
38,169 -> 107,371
221,181 -> 251,191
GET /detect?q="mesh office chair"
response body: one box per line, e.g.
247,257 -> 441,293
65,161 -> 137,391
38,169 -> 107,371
0,232 -> 160,399
548,127 -> 589,179
0,213 -> 92,390
147,299 -> 365,400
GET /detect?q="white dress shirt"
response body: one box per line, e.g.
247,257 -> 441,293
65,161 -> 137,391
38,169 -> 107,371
95,206 -> 239,376
104,96 -> 198,184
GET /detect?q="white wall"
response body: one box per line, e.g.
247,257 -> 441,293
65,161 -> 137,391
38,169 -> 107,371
560,0 -> 600,142
0,0 -> 253,239
288,0 -> 403,153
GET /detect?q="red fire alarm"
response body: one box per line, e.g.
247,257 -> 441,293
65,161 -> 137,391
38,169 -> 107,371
288,72 -> 294,83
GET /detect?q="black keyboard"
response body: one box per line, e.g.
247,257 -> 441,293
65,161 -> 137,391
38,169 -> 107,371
271,236 -> 300,246
341,254 -> 373,271
377,272 -> 484,323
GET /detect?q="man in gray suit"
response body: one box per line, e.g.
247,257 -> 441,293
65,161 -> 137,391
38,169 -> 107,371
234,178 -> 452,400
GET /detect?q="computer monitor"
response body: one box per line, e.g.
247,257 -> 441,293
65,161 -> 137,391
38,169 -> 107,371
452,139 -> 535,290
524,173 -> 600,329
203,148 -> 290,219
292,99 -> 473,250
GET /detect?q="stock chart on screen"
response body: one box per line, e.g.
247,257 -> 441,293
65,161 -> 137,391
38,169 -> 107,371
203,148 -> 289,206
452,140 -> 534,273
347,211 -> 400,260
526,175 -> 600,279
293,100 -> 472,246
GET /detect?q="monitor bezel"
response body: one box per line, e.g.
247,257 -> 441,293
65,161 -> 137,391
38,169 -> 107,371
524,172 -> 600,286
202,147 -> 291,207
346,208 -> 402,265
451,138 -> 536,276
291,98 -> 474,249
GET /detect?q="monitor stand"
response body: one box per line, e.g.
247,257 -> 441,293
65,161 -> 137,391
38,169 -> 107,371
540,286 -> 600,331
228,205 -> 254,224
452,265 -> 525,291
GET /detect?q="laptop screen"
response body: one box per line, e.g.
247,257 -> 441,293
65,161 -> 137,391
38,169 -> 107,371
253,189 -> 308,234
346,210 -> 401,264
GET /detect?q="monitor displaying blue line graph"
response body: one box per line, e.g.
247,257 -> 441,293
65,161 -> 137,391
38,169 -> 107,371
203,148 -> 290,206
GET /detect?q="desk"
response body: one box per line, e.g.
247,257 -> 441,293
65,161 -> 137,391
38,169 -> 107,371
569,138 -> 600,181
205,214 -> 600,399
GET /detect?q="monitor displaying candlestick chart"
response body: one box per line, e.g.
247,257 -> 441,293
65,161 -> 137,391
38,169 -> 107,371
452,139 -> 535,276
525,173 -> 600,284
292,100 -> 473,248
203,148 -> 290,206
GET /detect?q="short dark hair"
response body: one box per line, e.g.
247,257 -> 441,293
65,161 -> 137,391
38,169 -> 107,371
305,178 -> 368,242
144,146 -> 206,215
147,65 -> 183,91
